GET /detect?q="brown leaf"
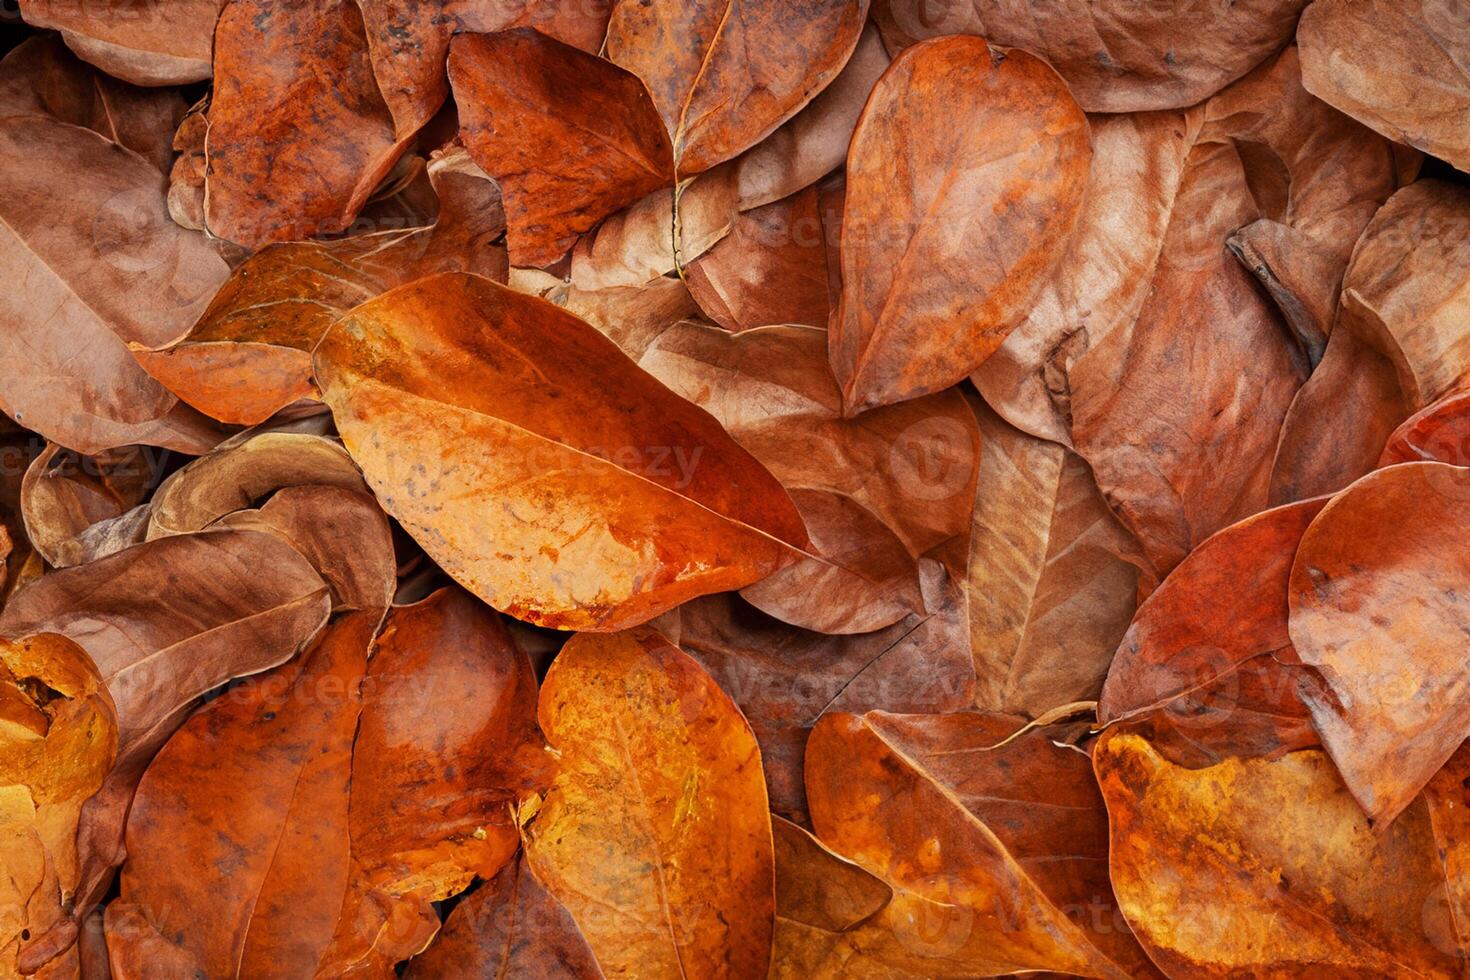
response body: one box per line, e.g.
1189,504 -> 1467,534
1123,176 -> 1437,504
1288,461 -> 1470,825
450,29 -> 673,267
521,629 -> 775,978
873,0 -> 1307,112
1425,744 -> 1470,956
830,35 -> 1091,414
0,634 -> 117,979
0,35 -> 187,173
1098,499 -> 1327,767
358,0 -> 611,142
20,444 -> 156,568
656,562 -> 975,819
1299,0 -> 1470,174
0,529 -> 332,907
606,0 -> 869,175
205,0 -> 407,248
403,854 -> 602,980
1380,388 -> 1470,467
104,611 -> 374,980
216,486 -> 396,612
1094,728 -> 1466,975
508,269 -> 700,361
313,272 -> 807,631
0,113 -> 230,454
805,710 -> 1151,977
144,430 -> 368,540
138,146 -> 507,426
641,321 -> 977,632
685,185 -> 831,331
18,0 -> 222,85
968,401 -> 1145,717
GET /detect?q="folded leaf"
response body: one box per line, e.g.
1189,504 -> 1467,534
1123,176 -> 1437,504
1095,729 -> 1466,975
450,29 -> 673,267
509,269 -> 700,360
314,271 -> 807,631
1424,744 -> 1470,956
831,35 -> 1091,413
969,401 -> 1145,716
140,145 -> 507,426
641,321 -> 978,633
1289,461 -> 1470,825
403,854 -> 602,980
657,561 -> 974,818
20,444 -> 156,568
1380,388 -> 1470,467
522,629 -> 775,978
606,0 -> 869,174
205,0 -> 407,248
806,711 -> 1150,977
0,634 -> 117,978
0,114 -> 230,454
18,0 -> 222,85
1299,0 -> 1470,174
874,0 -> 1308,112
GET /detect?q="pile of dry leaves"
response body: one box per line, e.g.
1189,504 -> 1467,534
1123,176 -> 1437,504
3,0 -> 1470,976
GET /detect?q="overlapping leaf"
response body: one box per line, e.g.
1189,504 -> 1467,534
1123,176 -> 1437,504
18,0 -> 222,85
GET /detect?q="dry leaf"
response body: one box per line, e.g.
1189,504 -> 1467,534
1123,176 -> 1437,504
1288,461 -> 1470,825
20,444 -> 156,568
968,400 -> 1145,716
508,268 -> 700,361
830,35 -> 1091,414
313,272 -> 807,631
606,0 -> 869,175
0,634 -> 116,979
657,562 -> 975,819
18,0 -> 222,85
641,321 -> 978,633
450,29 -> 673,267
1299,0 -> 1470,174
874,0 -> 1308,112
1380,388 -> 1470,467
522,629 -> 775,978
1095,728 -> 1466,975
806,710 -> 1151,977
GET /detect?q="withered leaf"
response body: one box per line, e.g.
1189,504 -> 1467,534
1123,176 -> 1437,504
1380,388 -> 1470,467
969,401 -> 1146,717
313,272 -> 807,631
522,629 -> 775,978
404,854 -> 602,980
450,29 -> 673,268
1299,0 -> 1470,174
831,35 -> 1091,414
873,0 -> 1308,112
509,268 -> 700,361
684,185 -> 832,332
138,146 -> 507,427
656,562 -> 975,819
1288,461 -> 1470,825
805,710 -> 1151,977
640,321 -> 978,633
18,0 -> 222,85
606,0 -> 869,175
0,634 -> 116,979
20,444 -> 155,569
205,0 -> 406,248
0,113 -> 230,455
1095,729 -> 1466,975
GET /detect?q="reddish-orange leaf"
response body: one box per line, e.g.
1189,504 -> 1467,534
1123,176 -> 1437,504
1289,462 -> 1470,825
606,0 -> 869,175
830,35 -> 1091,414
1380,388 -> 1470,467
450,30 -> 673,268
522,629 -> 775,978
313,272 -> 807,631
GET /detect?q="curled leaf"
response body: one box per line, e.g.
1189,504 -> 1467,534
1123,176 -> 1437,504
523,629 -> 775,978
313,272 -> 807,631
18,0 -> 222,85
1380,388 -> 1470,467
20,444 -> 157,568
831,35 -> 1091,413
